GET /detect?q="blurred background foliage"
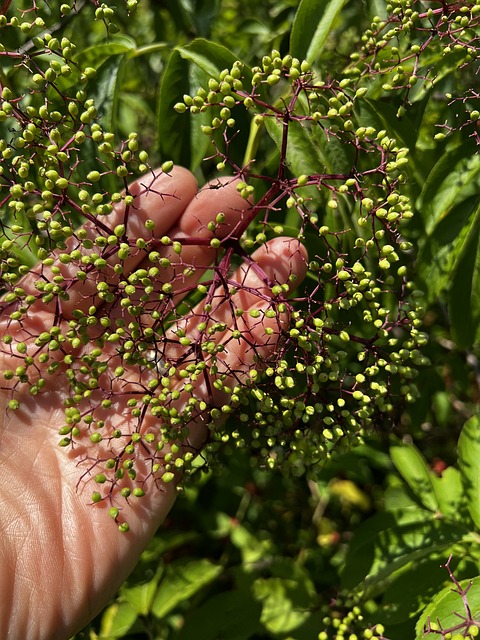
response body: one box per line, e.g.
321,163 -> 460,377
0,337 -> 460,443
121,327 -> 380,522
1,0 -> 480,638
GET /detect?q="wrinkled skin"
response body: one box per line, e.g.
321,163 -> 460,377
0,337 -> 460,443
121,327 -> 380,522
0,166 -> 307,639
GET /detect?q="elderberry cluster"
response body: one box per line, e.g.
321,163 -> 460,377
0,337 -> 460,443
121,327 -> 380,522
174,48 -> 427,476
318,605 -> 389,640
0,2 -> 440,531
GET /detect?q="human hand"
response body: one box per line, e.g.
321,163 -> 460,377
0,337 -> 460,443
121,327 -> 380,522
0,166 -> 307,639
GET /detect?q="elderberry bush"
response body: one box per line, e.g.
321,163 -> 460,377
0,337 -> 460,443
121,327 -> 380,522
0,1 -> 479,639
0,2 -> 427,510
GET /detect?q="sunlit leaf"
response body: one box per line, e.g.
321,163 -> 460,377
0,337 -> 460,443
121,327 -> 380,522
415,575 -> 480,639
121,568 -> 163,616
152,559 -> 222,619
177,39 -> 249,81
290,0 -> 349,64
417,196 -> 479,302
458,415 -> 480,530
253,576 -> 313,634
341,507 -> 468,593
432,467 -> 466,520
390,443 -> 439,512
417,147 -> 480,234
99,601 -> 138,639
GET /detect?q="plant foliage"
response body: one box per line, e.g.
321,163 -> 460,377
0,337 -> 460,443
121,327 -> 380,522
0,0 -> 479,639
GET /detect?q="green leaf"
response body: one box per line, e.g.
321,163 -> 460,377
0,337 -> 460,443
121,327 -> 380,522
99,601 -> 138,639
432,467 -> 466,520
177,39 -> 249,82
263,118 -> 325,209
415,575 -> 480,639
188,63 -> 214,171
152,559 -> 222,619
290,0 -> 349,64
417,196 -> 479,303
230,523 -> 273,564
457,415 -> 480,529
341,507 -> 468,593
382,557 -> 451,625
178,590 -> 262,640
448,206 -> 480,348
188,0 -> 221,38
141,530 -> 200,563
73,36 -> 137,69
408,49 -> 468,104
89,55 -> 126,133
121,567 -> 163,616
265,95 -> 353,181
358,99 -> 417,149
390,443 -> 439,512
157,50 -> 191,166
417,147 -> 480,234
253,576 -> 314,634
162,0 -> 193,34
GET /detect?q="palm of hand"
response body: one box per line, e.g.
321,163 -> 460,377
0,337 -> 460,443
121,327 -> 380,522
0,167 -> 306,639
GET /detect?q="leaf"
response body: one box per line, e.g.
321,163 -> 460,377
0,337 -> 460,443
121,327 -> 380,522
432,467 -> 466,520
390,443 -> 439,512
290,0 -> 349,64
269,557 -> 316,598
416,146 -> 480,234
253,576 -> 314,634
99,601 -> 138,639
157,50 -> 191,166
188,63 -> 214,170
152,559 -> 222,619
415,575 -> 480,639
89,55 -> 126,133
230,523 -> 273,564
177,590 -> 262,640
382,557 -> 451,625
457,415 -> 480,530
448,206 -> 480,348
73,36 -> 137,69
417,196 -> 479,303
162,0 -> 193,34
408,49 -> 467,104
384,485 -> 423,512
177,39 -> 249,82
265,94 -> 353,179
263,118 -> 325,208
341,507 -> 468,593
359,99 -> 418,149
121,567 -> 163,616
188,0 -> 221,38
141,530 -> 200,563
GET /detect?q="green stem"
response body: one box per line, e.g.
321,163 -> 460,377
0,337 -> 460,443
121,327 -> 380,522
242,116 -> 264,168
132,42 -> 170,58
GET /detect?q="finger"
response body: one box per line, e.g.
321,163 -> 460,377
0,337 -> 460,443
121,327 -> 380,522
160,237 -> 308,449
219,236 -> 309,364
206,237 -> 309,383
30,177 -> 253,398
9,166 -> 198,322
164,237 -> 308,365
102,175 -> 252,326
46,238 -> 307,503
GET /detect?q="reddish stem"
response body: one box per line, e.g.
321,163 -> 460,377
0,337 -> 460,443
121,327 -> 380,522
0,0 -> 12,16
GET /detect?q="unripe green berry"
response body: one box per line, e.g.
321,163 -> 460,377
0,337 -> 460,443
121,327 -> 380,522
87,170 -> 101,182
